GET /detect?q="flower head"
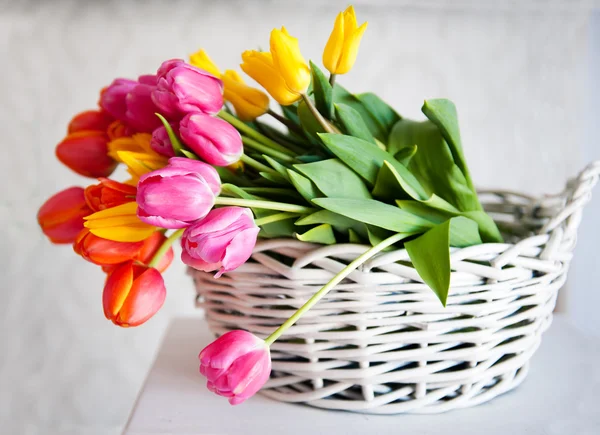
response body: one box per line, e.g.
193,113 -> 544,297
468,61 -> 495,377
179,112 -> 243,166
323,6 -> 367,75
152,59 -> 224,118
181,207 -> 259,277
240,27 -> 310,106
55,131 -> 118,178
84,178 -> 137,212
103,261 -> 166,327
199,330 -> 271,405
136,157 -> 221,229
38,187 -> 92,244
84,202 -> 156,242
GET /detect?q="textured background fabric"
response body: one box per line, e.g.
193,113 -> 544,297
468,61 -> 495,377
0,0 -> 596,433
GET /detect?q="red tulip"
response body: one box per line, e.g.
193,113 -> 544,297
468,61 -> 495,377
73,228 -> 144,266
103,261 -> 166,327
38,187 -> 93,244
68,110 -> 114,134
55,131 -> 118,178
84,178 -> 137,212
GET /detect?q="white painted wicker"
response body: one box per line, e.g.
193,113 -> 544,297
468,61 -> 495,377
192,161 -> 600,414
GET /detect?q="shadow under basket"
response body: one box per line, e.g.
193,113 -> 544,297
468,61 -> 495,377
191,161 -> 600,414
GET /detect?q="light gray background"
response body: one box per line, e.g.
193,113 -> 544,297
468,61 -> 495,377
1,1 -> 598,434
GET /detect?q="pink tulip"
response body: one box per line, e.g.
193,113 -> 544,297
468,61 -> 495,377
100,78 -> 138,121
199,330 -> 271,405
179,113 -> 243,166
181,207 -> 259,277
136,157 -> 221,229
150,124 -> 176,157
152,60 -> 224,117
125,78 -> 163,132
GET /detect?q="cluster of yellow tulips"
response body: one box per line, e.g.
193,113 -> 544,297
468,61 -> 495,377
191,6 -> 367,120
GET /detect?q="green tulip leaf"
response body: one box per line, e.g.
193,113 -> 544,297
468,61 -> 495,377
394,144 -> 417,166
332,84 -> 388,142
310,61 -> 334,119
356,92 -> 401,140
296,224 -> 337,245
287,169 -> 322,202
312,197 -> 432,234
295,159 -> 372,200
318,133 -> 428,201
405,219 -> 453,306
334,103 -> 376,144
298,99 -> 325,144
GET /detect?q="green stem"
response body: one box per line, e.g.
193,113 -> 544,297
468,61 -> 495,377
148,229 -> 185,268
301,94 -> 336,134
240,154 -> 278,175
242,136 -> 295,162
215,197 -> 313,214
219,111 -> 295,156
254,212 -> 298,226
267,109 -> 304,136
264,232 -> 406,346
329,73 -> 337,87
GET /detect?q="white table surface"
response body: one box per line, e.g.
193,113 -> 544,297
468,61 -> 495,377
124,315 -> 600,435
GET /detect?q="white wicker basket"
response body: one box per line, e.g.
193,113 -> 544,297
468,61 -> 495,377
192,161 -> 600,414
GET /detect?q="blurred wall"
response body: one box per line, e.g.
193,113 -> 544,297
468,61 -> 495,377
0,0 -> 594,433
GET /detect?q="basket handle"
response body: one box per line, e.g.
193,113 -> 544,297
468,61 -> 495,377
540,160 -> 600,234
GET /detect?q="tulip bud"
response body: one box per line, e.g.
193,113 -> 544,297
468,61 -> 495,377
179,113 -> 242,166
323,6 -> 368,75
103,261 -> 166,327
68,110 -> 114,134
38,187 -> 92,244
100,78 -> 138,121
181,207 -> 259,277
74,228 -> 144,266
136,157 -> 221,229
150,125 -> 177,157
152,60 -> 224,117
84,178 -> 137,212
199,330 -> 271,405
55,131 -> 118,178
241,27 -> 310,106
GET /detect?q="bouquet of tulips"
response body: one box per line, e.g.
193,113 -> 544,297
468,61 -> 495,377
37,6 -> 502,404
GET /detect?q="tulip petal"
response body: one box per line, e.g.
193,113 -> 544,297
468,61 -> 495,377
103,261 -> 134,320
323,12 -> 345,74
117,267 -> 166,326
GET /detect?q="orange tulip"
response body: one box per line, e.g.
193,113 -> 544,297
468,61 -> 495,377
68,110 -> 114,134
103,261 -> 166,327
38,187 -> 93,244
55,131 -> 118,178
84,178 -> 137,212
73,228 -> 144,266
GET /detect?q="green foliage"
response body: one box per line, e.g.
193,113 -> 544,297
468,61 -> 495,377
310,62 -> 334,119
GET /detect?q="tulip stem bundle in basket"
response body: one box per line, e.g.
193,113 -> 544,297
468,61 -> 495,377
38,5 -> 599,413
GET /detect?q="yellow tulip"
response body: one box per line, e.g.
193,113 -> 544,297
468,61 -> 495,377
241,27 -> 310,106
107,134 -> 169,184
84,202 -> 156,242
323,6 -> 368,75
189,49 -> 270,121
189,49 -> 221,77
